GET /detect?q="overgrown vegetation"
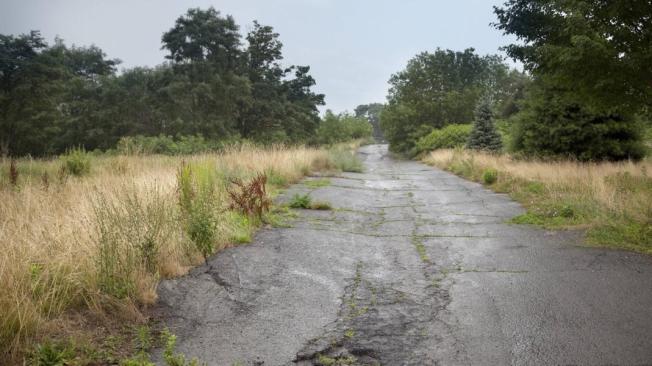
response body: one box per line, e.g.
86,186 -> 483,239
424,149 -> 652,254
0,145 -> 340,363
415,124 -> 472,156
328,146 -> 364,173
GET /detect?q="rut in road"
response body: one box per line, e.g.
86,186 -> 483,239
157,144 -> 652,365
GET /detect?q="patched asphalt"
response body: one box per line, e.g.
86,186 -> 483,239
157,144 -> 652,365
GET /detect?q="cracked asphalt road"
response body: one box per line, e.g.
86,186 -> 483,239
157,144 -> 652,365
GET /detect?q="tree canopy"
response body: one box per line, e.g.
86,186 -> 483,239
380,48 -> 526,153
0,7 -> 325,156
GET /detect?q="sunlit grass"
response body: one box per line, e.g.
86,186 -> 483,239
0,144 -> 340,362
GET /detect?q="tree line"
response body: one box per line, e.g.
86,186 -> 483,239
381,0 -> 651,161
0,8 -> 328,156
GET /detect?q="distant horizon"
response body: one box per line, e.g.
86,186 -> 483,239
0,0 -> 519,113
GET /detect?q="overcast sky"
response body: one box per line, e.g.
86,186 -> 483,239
0,0 -> 516,113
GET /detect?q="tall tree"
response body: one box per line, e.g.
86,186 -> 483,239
494,0 -> 652,112
162,7 -> 242,71
381,48 -> 518,153
494,0 -> 649,160
355,103 -> 385,142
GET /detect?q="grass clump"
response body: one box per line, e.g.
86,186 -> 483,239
329,148 -> 363,173
177,162 -> 219,262
304,178 -> 331,188
482,168 -> 498,185
424,148 -> 652,254
60,147 -> 92,176
288,193 -> 332,210
289,193 -> 312,209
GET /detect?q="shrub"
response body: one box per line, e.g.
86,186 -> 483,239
416,124 -> 472,154
226,173 -> 271,219
482,168 -> 498,185
467,98 -> 503,152
60,147 -> 91,176
289,194 -> 312,209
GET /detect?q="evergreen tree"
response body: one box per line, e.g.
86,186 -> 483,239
467,98 -> 502,152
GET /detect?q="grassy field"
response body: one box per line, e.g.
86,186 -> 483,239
0,143 -> 362,364
424,149 -> 652,254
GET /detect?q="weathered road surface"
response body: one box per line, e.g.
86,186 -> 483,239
158,144 -> 652,365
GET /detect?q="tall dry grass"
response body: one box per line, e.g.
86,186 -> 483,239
424,149 -> 652,253
0,145 -> 332,360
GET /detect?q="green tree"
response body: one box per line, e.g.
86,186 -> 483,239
162,7 -> 242,71
510,82 -> 646,161
317,111 -> 372,145
467,98 -> 503,152
494,0 -> 652,113
494,0 -> 649,160
355,103 -> 385,142
381,48 -> 518,153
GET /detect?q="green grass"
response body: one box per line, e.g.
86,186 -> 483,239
288,193 -> 332,210
289,193 -> 312,208
329,148 -> 364,173
304,178 -> 331,188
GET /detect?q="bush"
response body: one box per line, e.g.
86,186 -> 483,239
60,147 -> 91,176
482,169 -> 498,185
415,124 -> 472,154
317,111 -> 372,145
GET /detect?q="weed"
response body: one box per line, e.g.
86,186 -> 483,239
41,172 -> 49,190
161,329 -> 202,366
305,178 -> 331,188
412,236 -> 429,262
310,201 -> 332,210
344,329 -> 355,339
94,185 -> 173,300
227,173 -> 271,219
289,193 -> 312,209
482,168 -> 498,185
30,341 -> 76,366
317,354 -> 357,366
329,149 -> 363,173
177,163 -> 218,262
60,147 -> 91,176
9,159 -> 18,186
266,169 -> 288,187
